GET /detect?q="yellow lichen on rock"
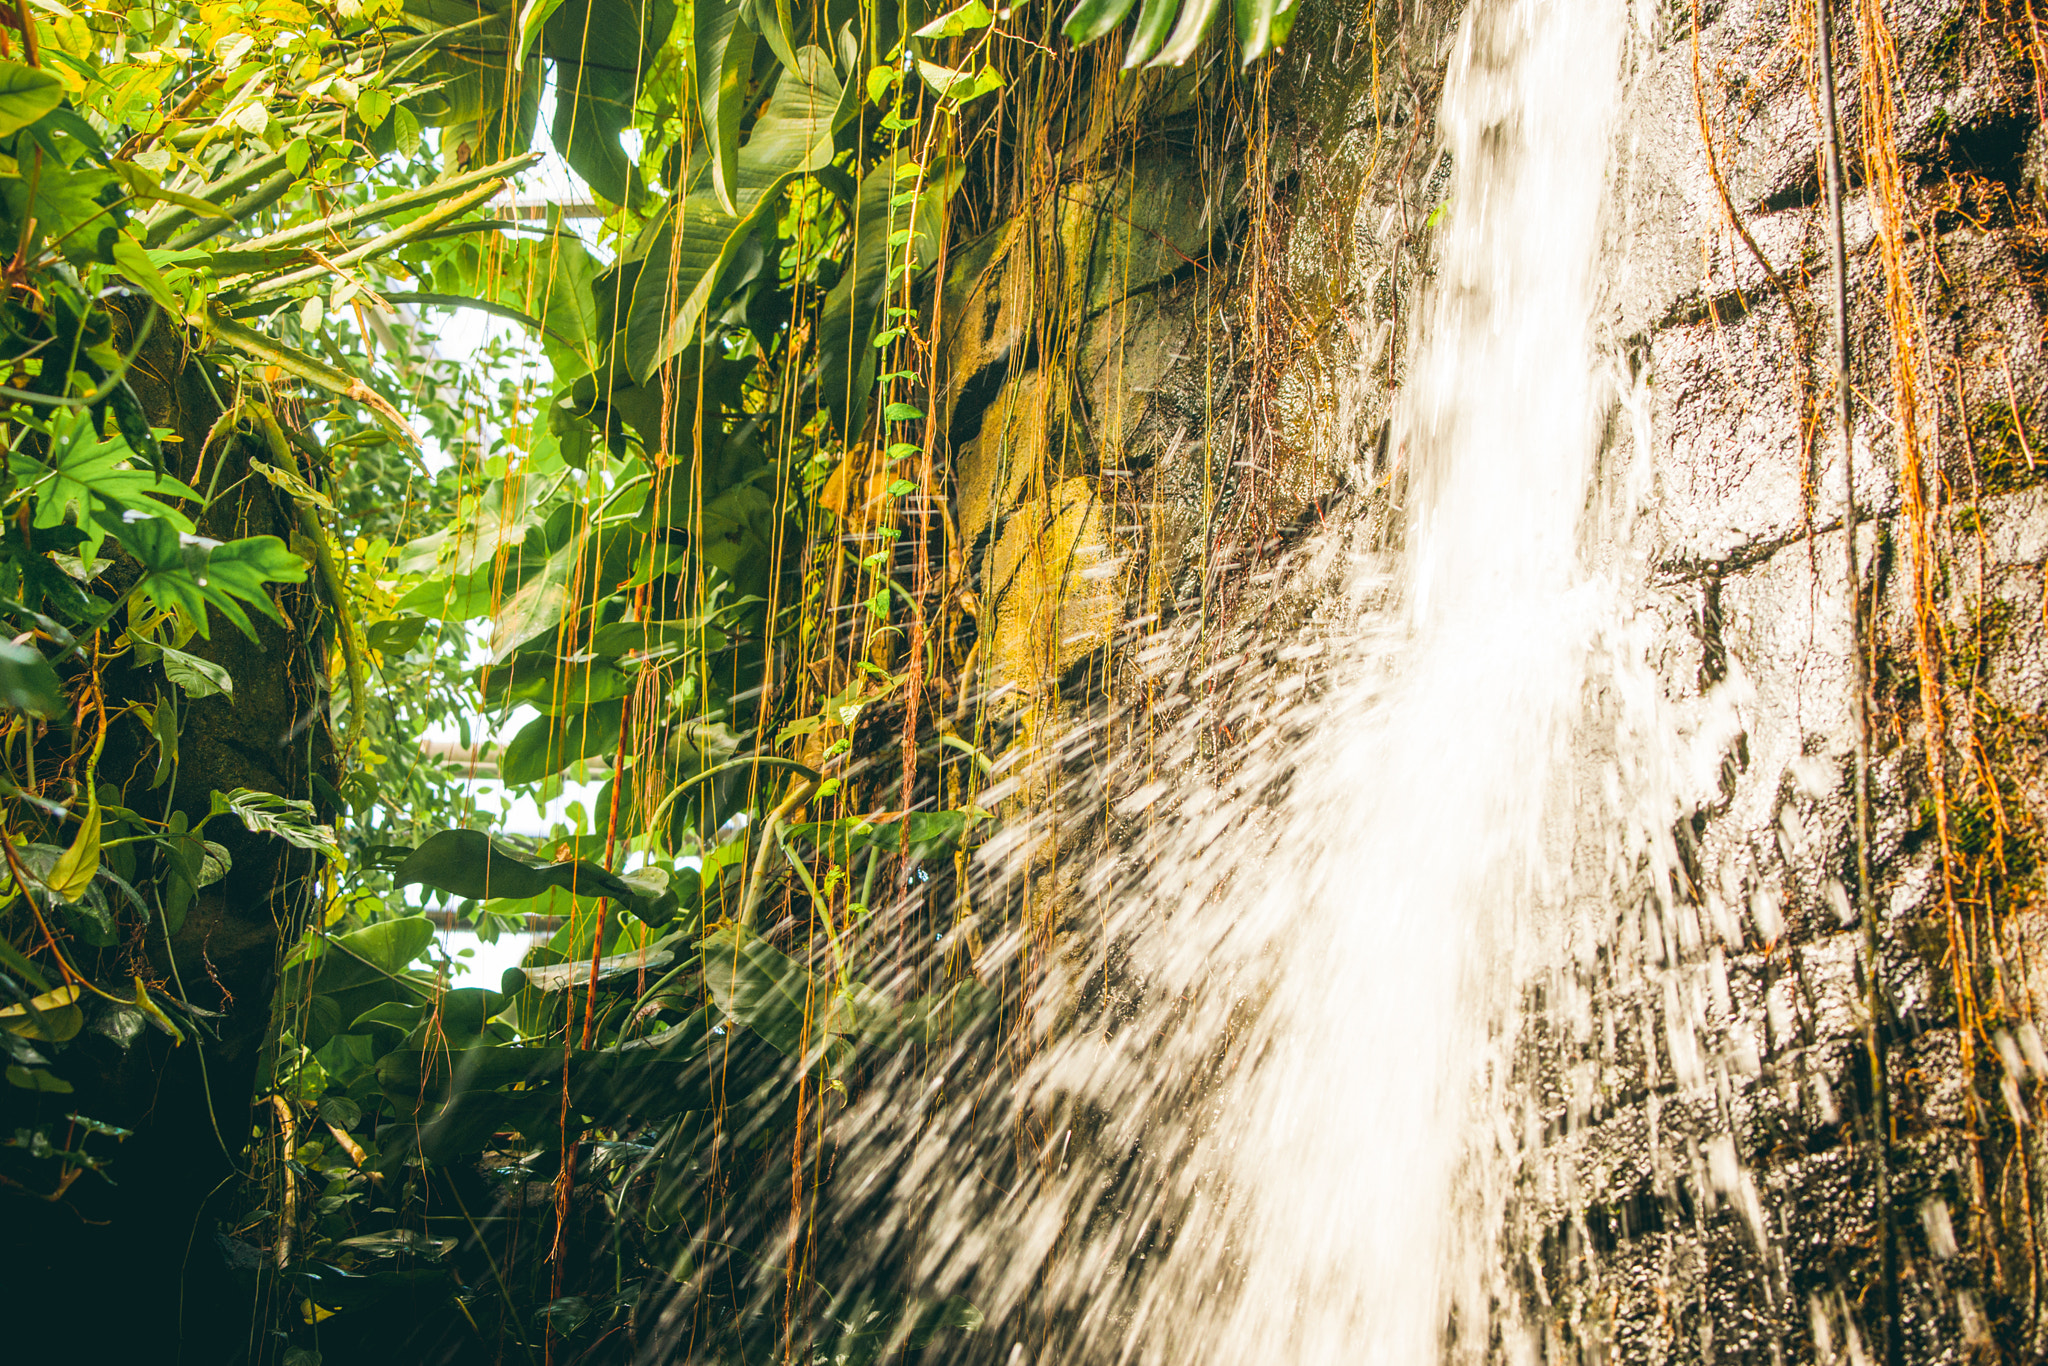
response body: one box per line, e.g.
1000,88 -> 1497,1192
982,477 -> 1121,706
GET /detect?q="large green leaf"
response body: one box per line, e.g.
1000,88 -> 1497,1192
689,0 -> 758,215
1151,0 -> 1225,66
328,915 -> 439,981
1064,0 -> 1285,66
544,0 -> 672,206
526,235 -> 604,378
114,519 -> 308,641
699,924 -> 818,1058
817,155 -> 963,435
0,640 -> 63,719
499,698 -> 624,784
0,62 -> 63,137
487,533 -> 580,661
394,827 -> 683,924
623,50 -> 855,381
15,413 -> 198,565
1118,0 -> 1180,66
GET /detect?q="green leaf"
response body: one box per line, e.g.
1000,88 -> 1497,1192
48,796 -> 100,903
747,0 -> 801,71
393,828 -> 681,924
1061,0 -> 1138,45
110,231 -> 180,311
690,0 -> 757,214
6,1064 -> 73,1093
519,936 -> 676,991
499,698 -> 624,785
109,161 -> 229,217
320,916 -> 437,982
15,411 -> 198,565
116,519 -> 307,641
0,62 -> 62,137
699,924 -> 821,1059
1149,0 -> 1225,66
1120,0 -> 1180,66
528,236 -> 603,379
518,0 -> 571,58
914,60 -> 1005,104
248,458 -> 334,513
623,49 -> 853,381
817,155 -> 963,435
487,534 -> 580,662
545,0 -> 668,207
915,0 -> 997,38
356,87 -> 393,128
157,643 -> 233,699
0,639 -> 63,718
218,788 -> 339,859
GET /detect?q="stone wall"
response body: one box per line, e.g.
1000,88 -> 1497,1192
936,0 -> 2048,1359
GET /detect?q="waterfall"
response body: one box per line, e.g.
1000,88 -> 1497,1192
832,0 -> 1797,1360
1106,0 -> 1634,1357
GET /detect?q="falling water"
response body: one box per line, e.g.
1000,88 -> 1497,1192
836,0 -> 1785,1361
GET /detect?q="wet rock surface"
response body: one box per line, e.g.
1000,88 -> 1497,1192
942,0 -> 2048,1359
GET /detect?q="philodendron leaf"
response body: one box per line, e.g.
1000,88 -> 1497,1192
157,643 -> 232,699
16,411 -> 198,565
915,0 -> 998,37
0,62 -> 63,137
394,828 -> 681,925
111,516 -> 308,641
216,787 -> 339,859
0,639 -> 64,718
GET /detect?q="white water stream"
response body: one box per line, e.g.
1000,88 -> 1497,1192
848,0 -> 1786,1360
1095,0 -> 1629,1357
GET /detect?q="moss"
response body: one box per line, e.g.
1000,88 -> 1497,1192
1970,401 -> 2048,494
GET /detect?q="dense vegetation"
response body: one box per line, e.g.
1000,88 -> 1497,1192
0,0 -> 1290,1360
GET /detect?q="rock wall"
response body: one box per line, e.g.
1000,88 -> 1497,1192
937,0 -> 2048,1359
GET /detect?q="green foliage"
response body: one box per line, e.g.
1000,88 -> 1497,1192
0,0 -> 1277,1354
1063,0 -> 1295,64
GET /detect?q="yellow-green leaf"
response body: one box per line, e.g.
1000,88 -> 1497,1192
111,231 -> 180,312
0,61 -> 63,138
914,59 -> 1005,104
0,983 -> 83,1042
110,161 -> 229,217
48,795 -> 100,902
914,0 -> 997,39
131,975 -> 184,1046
